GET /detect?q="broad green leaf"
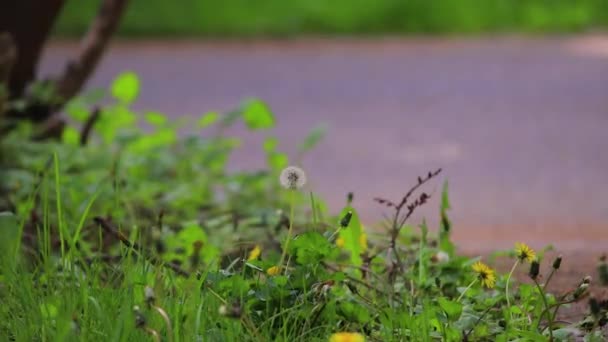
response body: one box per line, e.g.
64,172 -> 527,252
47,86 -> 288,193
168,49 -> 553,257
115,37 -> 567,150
40,302 -> 59,319
289,231 -> 332,264
437,297 -> 462,321
111,71 -> 140,103
439,180 -> 455,256
219,109 -> 241,128
96,106 -> 137,144
339,301 -> 371,323
145,111 -> 167,126
64,99 -> 89,122
198,111 -> 219,128
338,206 -> 363,270
0,212 -> 19,264
177,222 -> 207,245
267,152 -> 288,171
298,123 -> 327,153
441,180 -> 451,210
61,127 -> 80,146
263,137 -> 279,152
242,98 -> 275,130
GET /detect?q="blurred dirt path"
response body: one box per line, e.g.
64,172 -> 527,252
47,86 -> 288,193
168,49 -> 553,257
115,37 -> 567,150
41,36 -> 608,256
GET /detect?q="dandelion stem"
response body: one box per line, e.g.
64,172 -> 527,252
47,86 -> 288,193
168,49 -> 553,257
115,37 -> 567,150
544,268 -> 557,290
279,190 -> 296,273
457,278 -> 478,302
533,278 -> 554,341
505,260 -> 519,319
241,313 -> 264,342
152,305 -> 173,342
144,327 -> 161,342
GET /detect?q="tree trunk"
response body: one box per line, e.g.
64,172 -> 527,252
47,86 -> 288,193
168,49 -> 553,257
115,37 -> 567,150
0,0 -> 66,99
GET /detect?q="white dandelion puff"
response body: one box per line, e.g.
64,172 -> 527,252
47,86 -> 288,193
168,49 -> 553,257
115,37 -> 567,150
279,166 -> 306,190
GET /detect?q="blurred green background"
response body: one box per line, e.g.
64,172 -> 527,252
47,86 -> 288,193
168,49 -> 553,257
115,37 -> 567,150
55,0 -> 608,37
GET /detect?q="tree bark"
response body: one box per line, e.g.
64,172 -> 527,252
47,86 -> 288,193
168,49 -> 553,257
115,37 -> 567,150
0,0 -> 65,99
54,0 -> 129,104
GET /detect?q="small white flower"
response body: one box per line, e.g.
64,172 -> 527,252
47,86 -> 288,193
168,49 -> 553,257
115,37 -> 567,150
144,286 -> 156,303
279,166 -> 306,190
218,305 -> 228,316
435,251 -> 450,263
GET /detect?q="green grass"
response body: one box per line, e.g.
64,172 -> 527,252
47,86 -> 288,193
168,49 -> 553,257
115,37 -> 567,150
1,73 -> 607,341
54,0 -> 608,37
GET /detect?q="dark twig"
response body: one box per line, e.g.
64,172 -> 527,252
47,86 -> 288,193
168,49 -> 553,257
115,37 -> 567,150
374,168 -> 442,284
0,32 -> 16,117
79,107 -> 100,145
463,304 -> 495,341
93,216 -> 191,277
54,0 -> 129,104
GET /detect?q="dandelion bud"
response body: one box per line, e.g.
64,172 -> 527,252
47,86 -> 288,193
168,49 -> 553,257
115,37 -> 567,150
529,260 -> 540,280
552,255 -> 562,270
144,286 -> 156,305
582,276 -> 592,285
573,283 -> 590,300
133,305 -> 146,328
190,240 -> 204,270
347,192 -> 354,204
340,211 -> 353,228
597,255 -> 608,286
71,314 -> 80,334
218,303 -> 242,318
589,296 -> 601,317
279,166 -> 306,190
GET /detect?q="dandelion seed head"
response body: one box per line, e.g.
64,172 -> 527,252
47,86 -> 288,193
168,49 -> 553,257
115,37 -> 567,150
279,166 -> 306,190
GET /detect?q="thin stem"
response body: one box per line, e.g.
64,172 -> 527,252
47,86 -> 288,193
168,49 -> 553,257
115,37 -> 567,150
533,278 -> 554,341
241,313 -> 264,342
279,190 -> 296,273
544,268 -> 557,290
309,191 -> 317,224
457,278 -> 478,302
144,327 -> 161,342
505,260 -> 519,319
53,152 -> 65,259
207,287 -> 227,305
152,305 -> 173,342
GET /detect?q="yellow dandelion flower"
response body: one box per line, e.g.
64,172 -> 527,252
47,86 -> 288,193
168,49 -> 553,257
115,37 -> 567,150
329,332 -> 365,342
514,242 -> 536,263
248,245 -> 261,261
266,266 -> 281,276
472,261 -> 496,289
336,237 -> 345,248
359,233 -> 368,252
